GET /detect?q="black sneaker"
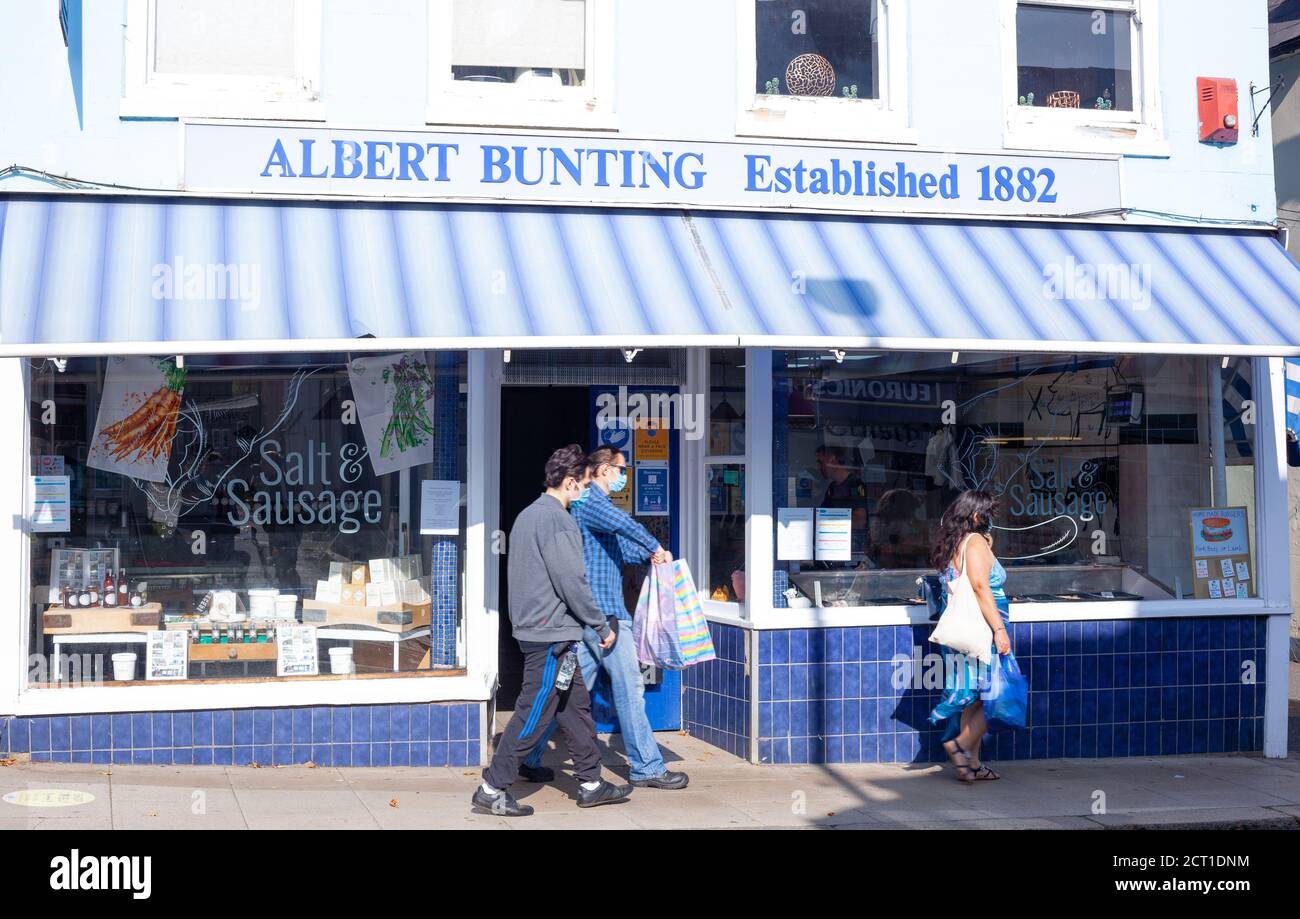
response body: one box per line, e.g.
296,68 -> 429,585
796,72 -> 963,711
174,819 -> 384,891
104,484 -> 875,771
630,770 -> 690,790
471,786 -> 534,817
517,763 -> 555,783
576,779 -> 633,808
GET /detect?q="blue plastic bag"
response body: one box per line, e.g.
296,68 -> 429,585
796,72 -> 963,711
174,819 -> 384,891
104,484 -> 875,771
980,651 -> 1028,731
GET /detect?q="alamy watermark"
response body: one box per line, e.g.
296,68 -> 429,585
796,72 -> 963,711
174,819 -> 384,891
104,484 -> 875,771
151,257 -> 261,312
1043,256 -> 1151,311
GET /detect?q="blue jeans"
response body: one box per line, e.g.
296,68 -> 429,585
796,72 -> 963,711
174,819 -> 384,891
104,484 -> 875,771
523,622 -> 668,781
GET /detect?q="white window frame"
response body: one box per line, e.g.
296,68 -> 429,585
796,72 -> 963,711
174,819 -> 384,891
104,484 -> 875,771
425,0 -> 617,131
120,0 -> 323,121
1001,0 -> 1167,156
735,0 -> 914,145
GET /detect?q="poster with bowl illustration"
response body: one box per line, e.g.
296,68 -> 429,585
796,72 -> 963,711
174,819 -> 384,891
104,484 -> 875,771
348,352 -> 437,476
87,356 -> 187,484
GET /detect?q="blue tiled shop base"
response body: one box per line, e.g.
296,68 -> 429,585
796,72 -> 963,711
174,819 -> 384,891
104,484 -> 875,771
682,622 -> 750,759
0,702 -> 482,768
757,617 -> 1269,765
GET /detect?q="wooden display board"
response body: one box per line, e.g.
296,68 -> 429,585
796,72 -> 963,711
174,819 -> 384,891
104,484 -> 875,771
300,600 -> 431,632
42,602 -> 161,634
1188,507 -> 1253,600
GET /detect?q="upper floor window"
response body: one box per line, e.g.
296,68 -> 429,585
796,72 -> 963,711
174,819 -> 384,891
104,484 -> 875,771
427,0 -> 615,130
1002,0 -> 1165,155
736,0 -> 911,143
121,0 -> 322,120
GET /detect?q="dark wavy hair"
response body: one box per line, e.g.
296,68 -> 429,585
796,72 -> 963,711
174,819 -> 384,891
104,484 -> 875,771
930,489 -> 999,572
544,443 -> 588,489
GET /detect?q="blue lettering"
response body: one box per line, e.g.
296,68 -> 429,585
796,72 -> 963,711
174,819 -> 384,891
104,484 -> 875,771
299,139 -> 328,179
674,151 -> 705,190
261,139 -> 296,178
334,141 -> 363,180
481,145 -> 511,183
745,154 -> 772,192
364,141 -> 394,180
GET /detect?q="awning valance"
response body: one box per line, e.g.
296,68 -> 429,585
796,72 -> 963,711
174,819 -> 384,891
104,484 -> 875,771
3,194 -> 1299,356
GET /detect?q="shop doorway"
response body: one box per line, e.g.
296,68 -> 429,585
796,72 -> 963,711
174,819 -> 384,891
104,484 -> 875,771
496,371 -> 683,734
496,385 -> 589,709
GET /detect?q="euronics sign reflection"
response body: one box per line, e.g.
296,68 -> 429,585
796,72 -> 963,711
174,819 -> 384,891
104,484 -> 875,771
183,123 -> 1121,217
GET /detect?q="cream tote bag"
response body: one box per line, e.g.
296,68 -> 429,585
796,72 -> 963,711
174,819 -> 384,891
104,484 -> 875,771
928,535 -> 994,665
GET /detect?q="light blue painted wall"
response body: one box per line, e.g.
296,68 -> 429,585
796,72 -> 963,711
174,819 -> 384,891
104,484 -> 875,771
0,0 -> 1281,224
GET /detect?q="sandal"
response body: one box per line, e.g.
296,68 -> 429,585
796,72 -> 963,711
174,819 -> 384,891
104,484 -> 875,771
970,764 -> 1001,781
942,740 -> 975,783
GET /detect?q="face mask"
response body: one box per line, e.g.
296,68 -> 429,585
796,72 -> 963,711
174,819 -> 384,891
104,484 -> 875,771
608,468 -> 628,493
570,485 -> 591,508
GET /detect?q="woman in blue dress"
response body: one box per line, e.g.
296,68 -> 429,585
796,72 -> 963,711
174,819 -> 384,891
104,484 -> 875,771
928,490 -> 1012,782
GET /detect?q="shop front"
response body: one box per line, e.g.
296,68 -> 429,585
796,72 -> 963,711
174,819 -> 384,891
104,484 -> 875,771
0,186 -> 1298,767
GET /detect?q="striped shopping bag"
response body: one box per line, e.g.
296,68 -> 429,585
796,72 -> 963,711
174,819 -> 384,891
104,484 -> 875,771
669,560 -> 716,667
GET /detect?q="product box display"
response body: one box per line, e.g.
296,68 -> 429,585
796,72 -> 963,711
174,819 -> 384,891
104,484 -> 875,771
300,599 -> 432,631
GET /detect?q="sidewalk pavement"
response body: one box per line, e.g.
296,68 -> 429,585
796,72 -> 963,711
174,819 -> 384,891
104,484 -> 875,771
1,662 -> 1296,831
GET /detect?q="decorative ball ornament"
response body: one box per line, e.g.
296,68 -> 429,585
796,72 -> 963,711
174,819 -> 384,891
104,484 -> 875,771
785,53 -> 836,97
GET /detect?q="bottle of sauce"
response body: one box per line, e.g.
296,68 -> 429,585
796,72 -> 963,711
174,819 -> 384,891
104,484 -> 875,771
103,569 -> 117,607
78,586 -> 92,607
118,569 -> 128,607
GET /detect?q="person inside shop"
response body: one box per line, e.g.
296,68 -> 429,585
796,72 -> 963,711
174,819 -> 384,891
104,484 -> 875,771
815,443 -> 872,568
520,446 -> 690,791
473,444 -> 632,817
927,489 -> 1013,783
870,487 -> 928,569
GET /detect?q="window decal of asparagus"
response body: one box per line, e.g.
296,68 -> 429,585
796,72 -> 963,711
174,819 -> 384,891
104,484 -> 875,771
347,351 -> 438,476
379,355 -> 436,458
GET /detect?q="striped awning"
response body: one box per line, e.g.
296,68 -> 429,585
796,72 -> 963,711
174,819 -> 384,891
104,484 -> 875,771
3,194 -> 1300,356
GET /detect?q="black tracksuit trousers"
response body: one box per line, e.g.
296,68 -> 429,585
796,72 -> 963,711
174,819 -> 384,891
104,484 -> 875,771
483,641 -> 603,791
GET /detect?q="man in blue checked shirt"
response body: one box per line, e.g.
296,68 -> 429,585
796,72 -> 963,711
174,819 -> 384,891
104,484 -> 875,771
520,446 -> 690,790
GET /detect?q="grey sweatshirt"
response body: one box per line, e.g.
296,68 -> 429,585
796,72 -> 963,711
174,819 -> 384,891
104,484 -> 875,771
507,493 -> 611,643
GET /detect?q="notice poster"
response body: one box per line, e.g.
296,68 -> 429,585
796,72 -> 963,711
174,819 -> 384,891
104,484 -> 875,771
777,507 -> 815,560
814,507 -> 852,562
348,352 -> 437,477
146,630 -> 189,681
634,464 -> 669,516
29,475 -> 70,533
276,625 -> 319,677
419,480 -> 461,535
1189,507 -> 1253,600
87,356 -> 187,484
634,419 -> 670,462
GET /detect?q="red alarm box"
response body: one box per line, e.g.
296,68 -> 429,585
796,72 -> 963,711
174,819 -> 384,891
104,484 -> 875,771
1198,77 -> 1239,144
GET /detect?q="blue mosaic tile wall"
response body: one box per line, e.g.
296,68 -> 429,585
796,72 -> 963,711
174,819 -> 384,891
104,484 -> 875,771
429,351 -> 461,667
0,702 -> 482,768
682,622 -> 750,758
757,617 -> 1269,765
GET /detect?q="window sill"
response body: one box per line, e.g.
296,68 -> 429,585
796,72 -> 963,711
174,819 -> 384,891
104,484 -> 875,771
1004,114 -> 1170,158
737,104 -> 918,146
751,597 -> 1287,630
14,669 -> 482,717
425,101 -> 618,133
121,94 -> 325,123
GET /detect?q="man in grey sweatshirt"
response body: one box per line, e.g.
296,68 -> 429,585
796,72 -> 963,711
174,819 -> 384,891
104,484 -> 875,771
473,444 -> 633,817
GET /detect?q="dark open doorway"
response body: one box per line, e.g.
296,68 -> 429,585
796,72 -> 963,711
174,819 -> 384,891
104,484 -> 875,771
496,385 -> 589,710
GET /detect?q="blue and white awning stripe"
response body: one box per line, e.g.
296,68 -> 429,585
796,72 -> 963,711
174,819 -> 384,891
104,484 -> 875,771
1286,358 -> 1300,434
3,193 -> 1300,355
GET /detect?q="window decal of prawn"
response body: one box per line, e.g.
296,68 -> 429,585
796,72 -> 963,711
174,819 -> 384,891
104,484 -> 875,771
88,357 -> 188,484
347,351 -> 437,477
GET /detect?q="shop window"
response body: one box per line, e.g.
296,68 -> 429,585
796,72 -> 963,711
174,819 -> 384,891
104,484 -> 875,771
736,0 -> 911,143
121,0 -> 322,119
1003,0 -> 1165,154
26,352 -> 467,687
427,0 -> 615,129
704,350 -> 746,604
773,350 -> 1256,611
1016,3 -> 1133,112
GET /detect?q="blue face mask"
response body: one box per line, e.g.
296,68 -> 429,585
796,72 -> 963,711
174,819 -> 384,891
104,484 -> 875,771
571,485 -> 591,508
608,468 -> 628,493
